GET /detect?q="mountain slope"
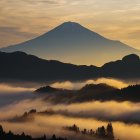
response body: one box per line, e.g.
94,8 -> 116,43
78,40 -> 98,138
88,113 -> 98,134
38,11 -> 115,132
0,51 -> 99,82
1,22 -> 140,65
0,51 -> 140,82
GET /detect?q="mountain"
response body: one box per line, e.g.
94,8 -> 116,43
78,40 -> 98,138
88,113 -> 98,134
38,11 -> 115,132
1,22 -> 140,65
0,51 -> 140,82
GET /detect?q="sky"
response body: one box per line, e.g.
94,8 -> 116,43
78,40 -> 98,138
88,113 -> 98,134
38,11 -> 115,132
0,0 -> 140,49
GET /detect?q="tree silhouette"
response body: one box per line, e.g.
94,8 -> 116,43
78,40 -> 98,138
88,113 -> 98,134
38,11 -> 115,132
0,125 -> 4,134
0,124 -> 67,140
96,126 -> 106,137
106,123 -> 114,139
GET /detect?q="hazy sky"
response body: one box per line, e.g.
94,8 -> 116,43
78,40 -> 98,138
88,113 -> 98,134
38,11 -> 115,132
0,0 -> 140,49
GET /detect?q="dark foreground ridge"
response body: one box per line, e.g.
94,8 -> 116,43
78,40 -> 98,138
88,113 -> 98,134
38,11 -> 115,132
0,124 -> 66,140
0,51 -> 140,82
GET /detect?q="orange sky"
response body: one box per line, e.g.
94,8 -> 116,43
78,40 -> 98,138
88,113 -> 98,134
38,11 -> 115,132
0,0 -> 140,49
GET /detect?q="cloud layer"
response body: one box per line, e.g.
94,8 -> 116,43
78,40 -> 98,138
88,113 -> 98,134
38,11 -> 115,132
0,80 -> 140,140
1,99 -> 140,140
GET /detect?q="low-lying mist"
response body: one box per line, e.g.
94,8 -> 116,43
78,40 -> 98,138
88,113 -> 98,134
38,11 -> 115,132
0,78 -> 140,140
1,113 -> 140,140
1,98 -> 140,139
50,78 -> 129,90
0,83 -> 37,107
1,98 -> 140,124
0,78 -> 129,107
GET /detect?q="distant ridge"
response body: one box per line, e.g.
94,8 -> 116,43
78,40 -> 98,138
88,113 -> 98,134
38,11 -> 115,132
36,83 -> 140,104
1,22 -> 140,65
0,51 -> 140,82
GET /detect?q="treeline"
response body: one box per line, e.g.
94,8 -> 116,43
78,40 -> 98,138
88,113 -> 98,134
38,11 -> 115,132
65,123 -> 115,140
0,125 -> 67,140
0,122 -> 118,140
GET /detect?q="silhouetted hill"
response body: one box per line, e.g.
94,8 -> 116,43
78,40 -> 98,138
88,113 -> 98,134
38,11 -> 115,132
79,83 -> 116,93
35,84 -> 117,102
1,22 -> 140,65
101,54 -> 140,78
35,84 -> 140,103
0,51 -> 99,82
1,51 -> 140,82
77,84 -> 140,102
36,86 -> 62,93
35,86 -> 71,94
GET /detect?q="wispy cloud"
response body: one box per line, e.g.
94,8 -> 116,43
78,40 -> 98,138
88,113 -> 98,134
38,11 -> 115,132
50,78 -> 128,90
0,0 -> 140,49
